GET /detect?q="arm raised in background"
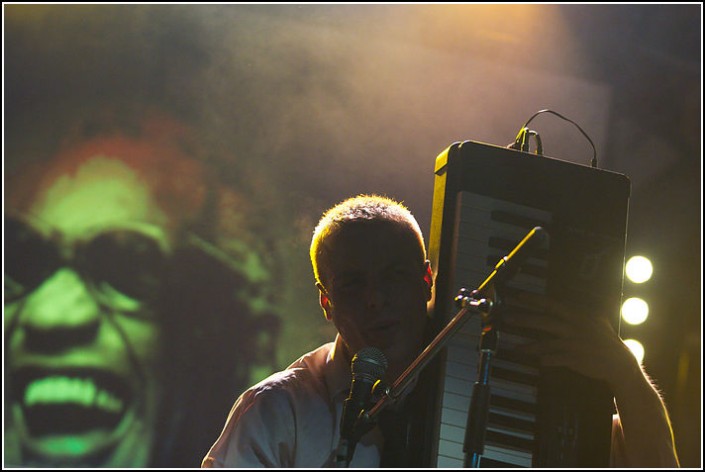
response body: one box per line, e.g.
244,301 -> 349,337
503,292 -> 679,468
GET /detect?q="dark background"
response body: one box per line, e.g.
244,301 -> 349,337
4,4 -> 701,467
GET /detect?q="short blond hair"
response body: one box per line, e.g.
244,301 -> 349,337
310,194 -> 426,286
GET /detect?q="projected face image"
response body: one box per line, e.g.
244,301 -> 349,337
4,155 -> 175,467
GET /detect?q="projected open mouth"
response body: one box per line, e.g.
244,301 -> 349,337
12,367 -> 136,459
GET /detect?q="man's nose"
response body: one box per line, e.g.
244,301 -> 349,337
17,268 -> 102,351
362,278 -> 387,310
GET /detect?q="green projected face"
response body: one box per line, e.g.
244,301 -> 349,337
5,156 -> 173,467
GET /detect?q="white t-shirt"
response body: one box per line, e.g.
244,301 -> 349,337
202,336 -> 386,468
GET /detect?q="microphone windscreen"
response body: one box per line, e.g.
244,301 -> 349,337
351,347 -> 388,380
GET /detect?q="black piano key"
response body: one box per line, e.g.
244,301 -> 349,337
488,236 -> 549,260
492,365 -> 539,386
495,347 -> 540,368
490,380 -> 537,406
489,210 -> 550,232
490,394 -> 537,415
485,429 -> 535,452
488,411 -> 535,435
479,456 -> 526,468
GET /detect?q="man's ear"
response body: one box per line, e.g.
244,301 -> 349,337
317,282 -> 333,321
423,260 -> 433,301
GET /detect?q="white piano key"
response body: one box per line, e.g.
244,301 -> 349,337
436,451 -> 464,469
441,406 -> 469,429
441,390 -> 471,413
439,422 -> 467,445
446,344 -> 477,364
437,437 -> 464,461
437,453 -> 464,468
444,358 -> 476,377
442,372 -> 474,396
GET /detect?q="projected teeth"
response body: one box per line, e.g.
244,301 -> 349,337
24,376 -> 124,413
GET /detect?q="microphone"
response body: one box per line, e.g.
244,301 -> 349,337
336,347 -> 388,467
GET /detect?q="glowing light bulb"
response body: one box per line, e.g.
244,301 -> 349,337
626,256 -> 653,283
621,297 -> 649,325
623,338 -> 645,364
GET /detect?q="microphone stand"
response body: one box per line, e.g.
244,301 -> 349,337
458,288 -> 501,468
357,227 -> 547,467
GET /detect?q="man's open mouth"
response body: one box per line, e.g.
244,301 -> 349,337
13,367 -> 133,436
365,320 -> 400,346
369,320 -> 399,333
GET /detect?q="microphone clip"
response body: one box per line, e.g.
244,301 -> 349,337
454,288 -> 495,324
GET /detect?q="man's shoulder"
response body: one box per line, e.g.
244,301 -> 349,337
243,342 -> 335,404
205,342 -> 341,468
286,341 -> 336,371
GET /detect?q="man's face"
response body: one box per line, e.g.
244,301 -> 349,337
4,155 -> 173,467
319,221 -> 431,380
